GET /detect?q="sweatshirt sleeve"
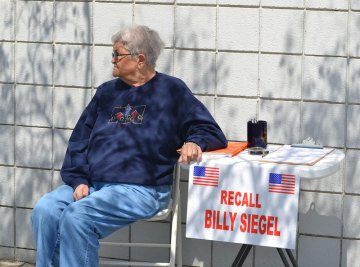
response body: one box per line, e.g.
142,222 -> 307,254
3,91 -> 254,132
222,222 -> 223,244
60,93 -> 99,189
181,98 -> 228,152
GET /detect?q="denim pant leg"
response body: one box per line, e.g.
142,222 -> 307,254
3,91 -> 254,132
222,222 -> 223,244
31,185 -> 75,267
59,183 -> 171,267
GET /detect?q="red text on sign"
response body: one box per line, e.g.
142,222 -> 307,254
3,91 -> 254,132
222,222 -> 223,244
220,190 -> 261,208
239,213 -> 281,236
204,210 -> 237,231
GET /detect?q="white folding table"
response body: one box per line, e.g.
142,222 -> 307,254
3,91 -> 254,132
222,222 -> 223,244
185,147 -> 344,267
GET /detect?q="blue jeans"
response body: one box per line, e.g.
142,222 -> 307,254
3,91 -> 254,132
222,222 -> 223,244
31,183 -> 171,267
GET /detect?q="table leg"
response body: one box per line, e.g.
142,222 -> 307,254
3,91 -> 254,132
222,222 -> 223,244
231,244 -> 253,267
285,249 -> 298,267
276,248 -> 299,267
232,246 -> 298,267
277,248 -> 291,267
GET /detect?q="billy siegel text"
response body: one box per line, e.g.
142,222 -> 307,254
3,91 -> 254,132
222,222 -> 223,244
204,190 -> 280,236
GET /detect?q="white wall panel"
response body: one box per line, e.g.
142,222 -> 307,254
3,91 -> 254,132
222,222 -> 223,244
0,1 -> 359,266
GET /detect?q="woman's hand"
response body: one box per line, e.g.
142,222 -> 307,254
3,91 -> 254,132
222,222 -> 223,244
73,184 -> 89,201
178,142 -> 202,164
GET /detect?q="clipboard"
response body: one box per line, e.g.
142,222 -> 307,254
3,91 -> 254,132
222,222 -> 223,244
259,145 -> 334,166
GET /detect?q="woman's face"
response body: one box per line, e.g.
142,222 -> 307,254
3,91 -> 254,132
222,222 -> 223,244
111,41 -> 139,81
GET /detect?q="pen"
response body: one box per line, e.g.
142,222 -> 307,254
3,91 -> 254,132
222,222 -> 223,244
291,144 -> 323,149
262,150 -> 269,157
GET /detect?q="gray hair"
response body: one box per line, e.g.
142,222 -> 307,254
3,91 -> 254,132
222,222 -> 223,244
111,25 -> 164,69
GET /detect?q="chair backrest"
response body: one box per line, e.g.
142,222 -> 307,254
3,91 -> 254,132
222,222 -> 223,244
99,163 -> 182,267
146,163 -> 180,222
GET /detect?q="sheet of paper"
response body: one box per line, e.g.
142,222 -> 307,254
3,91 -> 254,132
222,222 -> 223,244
259,145 -> 334,165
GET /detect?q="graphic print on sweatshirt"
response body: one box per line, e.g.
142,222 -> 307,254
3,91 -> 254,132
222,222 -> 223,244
109,104 -> 146,124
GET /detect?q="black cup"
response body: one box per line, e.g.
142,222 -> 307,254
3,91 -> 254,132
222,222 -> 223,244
247,120 -> 267,148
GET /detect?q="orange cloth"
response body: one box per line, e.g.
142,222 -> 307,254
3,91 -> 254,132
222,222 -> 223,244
206,141 -> 248,157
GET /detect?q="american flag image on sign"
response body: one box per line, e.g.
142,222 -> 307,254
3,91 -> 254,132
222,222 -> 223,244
193,166 -> 220,187
268,173 -> 296,194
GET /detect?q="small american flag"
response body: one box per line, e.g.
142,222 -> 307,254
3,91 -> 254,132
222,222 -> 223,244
268,173 -> 296,194
193,166 -> 220,187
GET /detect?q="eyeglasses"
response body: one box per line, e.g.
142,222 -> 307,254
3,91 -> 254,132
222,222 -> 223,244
112,51 -> 132,59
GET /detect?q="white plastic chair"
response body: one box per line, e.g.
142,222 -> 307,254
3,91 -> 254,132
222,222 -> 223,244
99,164 -> 182,267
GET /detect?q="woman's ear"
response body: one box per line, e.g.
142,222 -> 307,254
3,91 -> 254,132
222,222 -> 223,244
137,53 -> 146,67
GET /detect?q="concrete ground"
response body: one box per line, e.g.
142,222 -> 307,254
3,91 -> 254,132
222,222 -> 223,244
0,261 -> 34,267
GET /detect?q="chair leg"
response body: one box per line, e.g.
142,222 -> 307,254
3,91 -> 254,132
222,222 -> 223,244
169,195 -> 179,266
170,163 -> 181,267
176,196 -> 182,267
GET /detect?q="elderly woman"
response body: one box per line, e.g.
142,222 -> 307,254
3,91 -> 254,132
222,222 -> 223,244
31,25 -> 227,266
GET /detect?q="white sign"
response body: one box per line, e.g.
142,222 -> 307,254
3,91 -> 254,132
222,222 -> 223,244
186,160 -> 300,249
